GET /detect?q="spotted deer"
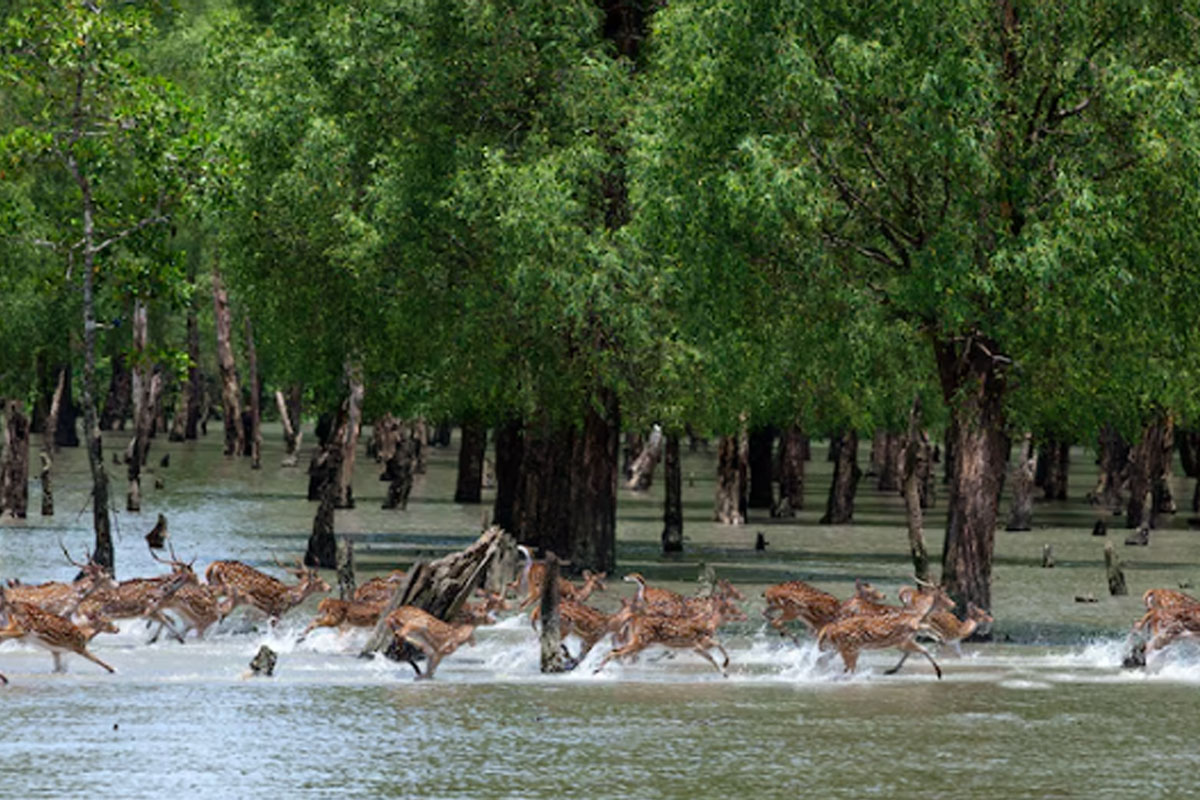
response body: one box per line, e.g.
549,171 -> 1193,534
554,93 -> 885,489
456,589 -> 509,626
816,584 -> 956,678
299,597 -> 384,640
0,586 -> 116,674
621,572 -> 745,620
205,559 -> 330,624
76,569 -> 195,643
385,606 -> 478,679
510,547 -> 607,612
763,578 -> 883,642
1133,588 -> 1200,639
888,602 -> 993,673
547,598 -> 639,663
594,601 -> 732,676
6,544 -> 117,617
145,583 -> 232,642
353,570 -> 408,605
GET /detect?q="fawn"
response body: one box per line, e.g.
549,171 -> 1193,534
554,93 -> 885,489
385,606 -> 478,679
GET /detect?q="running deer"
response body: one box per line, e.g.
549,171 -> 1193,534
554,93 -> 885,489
145,583 -> 232,642
299,597 -> 384,640
6,544 -> 117,617
206,558 -> 330,624
887,602 -> 993,673
1133,588 -> 1200,638
816,583 -> 955,678
551,598 -> 639,663
456,589 -> 509,626
763,578 -> 883,642
0,586 -> 116,674
385,606 -> 478,679
622,572 -> 744,617
76,569 -> 195,643
353,570 -> 408,605
510,546 -> 607,610
594,601 -> 733,676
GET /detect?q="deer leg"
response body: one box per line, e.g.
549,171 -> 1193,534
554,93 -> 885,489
52,652 -> 64,673
78,648 -> 116,674
0,671 -> 7,685
419,651 -> 444,680
149,613 -> 186,644
890,640 -> 942,679
838,648 -> 858,674
692,643 -> 728,677
147,623 -> 164,645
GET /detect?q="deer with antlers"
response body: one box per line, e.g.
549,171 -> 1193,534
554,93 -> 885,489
206,557 -> 330,625
76,568 -> 195,643
816,582 -> 956,678
5,543 -> 117,618
0,586 -> 116,674
385,606 -> 478,679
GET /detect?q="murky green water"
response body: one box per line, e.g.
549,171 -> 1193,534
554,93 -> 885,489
2,428 -> 1199,798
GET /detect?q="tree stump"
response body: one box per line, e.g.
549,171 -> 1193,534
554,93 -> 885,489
249,645 -> 277,677
1105,542 -> 1127,596
1041,544 -> 1054,568
539,553 -> 567,673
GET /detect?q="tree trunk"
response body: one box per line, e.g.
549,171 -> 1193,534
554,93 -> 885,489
877,431 -> 902,492
869,429 -> 887,477
127,300 -> 160,512
626,424 -> 663,491
1179,429 -> 1200,513
100,352 -> 132,431
1005,433 -> 1036,532
1036,439 -> 1070,501
39,368 -> 66,516
493,418 -> 523,533
936,338 -> 1008,615
747,426 -> 776,509
454,420 -> 487,504
275,389 -> 303,467
336,535 -> 356,602
336,370 -> 364,509
622,431 -> 643,481
514,415 -> 575,559
411,419 -> 429,474
1090,425 -> 1129,512
662,431 -> 683,553
2,401 -> 30,518
305,432 -> 342,569
211,263 -> 244,458
539,553 -> 566,673
1154,414 -> 1177,517
244,317 -> 263,469
382,436 -> 415,511
820,429 -> 861,525
1126,415 -> 1174,529
567,387 -> 619,574
901,397 -> 930,582
773,425 -> 806,516
714,432 -> 746,525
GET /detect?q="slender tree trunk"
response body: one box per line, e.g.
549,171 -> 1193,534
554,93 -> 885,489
821,430 -> 861,524
305,437 -> 341,569
714,432 -> 746,525
1037,439 -> 1070,500
1154,414 -> 1177,517
411,419 -> 429,475
567,387 -> 619,573
773,425 -> 806,517
100,351 -> 132,431
901,397 -> 930,582
211,262 -> 244,457
936,338 -> 1008,615
626,424 -> 663,491
869,429 -> 887,477
1006,433 -> 1036,532
184,281 -> 202,439
336,371 -> 364,509
244,318 -> 263,469
454,420 -> 487,504
2,402 -> 30,518
748,426 -> 776,509
622,431 -> 643,482
1090,425 -> 1129,512
127,301 -> 153,512
275,389 -> 303,467
539,552 -> 566,672
382,434 -> 415,510
662,431 -> 683,553
39,368 -> 66,516
1126,415 -> 1173,529
336,535 -> 356,602
493,418 -> 523,533
877,432 -> 902,492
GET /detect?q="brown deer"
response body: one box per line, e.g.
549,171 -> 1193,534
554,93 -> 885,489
887,602 -> 993,673
763,578 -> 883,642
0,586 -> 116,674
622,572 -> 745,618
299,597 -> 384,640
548,598 -> 639,663
1132,588 -> 1200,639
456,589 -> 509,626
76,569 -> 195,643
146,583 -> 232,642
206,558 -> 330,624
594,601 -> 732,676
510,545 -> 607,611
385,606 -> 478,679
817,584 -> 955,678
353,569 -> 408,605
6,544 -> 117,617
832,579 -> 891,619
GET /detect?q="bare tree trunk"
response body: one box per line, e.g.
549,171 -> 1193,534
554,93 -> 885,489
337,372 -> 364,509
1006,433 -> 1036,531
336,535 -> 356,602
100,351 -> 132,431
1090,425 -> 1129,512
539,553 -> 566,673
275,390 -> 303,467
773,425 -> 806,517
1126,416 -> 1173,529
748,426 -> 776,508
244,317 -> 263,469
212,263 -> 244,458
714,430 -> 746,525
662,431 -> 683,553
1036,439 -> 1070,501
901,397 -> 930,582
411,419 -> 429,475
820,430 -> 861,524
2,401 -> 30,518
382,435 -> 415,510
622,431 -> 643,482
305,430 -> 342,569
454,420 -> 487,504
1179,429 -> 1200,513
626,424 -> 663,491
39,368 -> 66,516
877,431 -> 902,492
127,300 -> 162,512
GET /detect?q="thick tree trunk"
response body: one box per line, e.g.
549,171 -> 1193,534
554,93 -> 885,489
567,387 -> 619,574
336,371 -> 364,509
877,431 -> 902,492
539,552 -> 566,672
454,420 -> 487,504
1005,433 -> 1036,532
244,318 -> 263,469
1179,429 -> 1200,513
274,389 -> 303,467
514,415 -> 575,559
1126,415 -> 1174,529
714,431 -> 746,525
39,368 -> 66,516
492,418 -> 523,533
936,338 -> 1008,615
2,402 -> 30,518
211,264 -> 244,457
626,424 -> 663,491
52,367 -> 80,448
748,426 -> 776,509
100,352 -> 132,431
820,429 -> 861,525
773,425 -> 806,516
662,431 -> 683,553
305,433 -> 342,569
1090,425 -> 1130,512
901,397 -> 930,582
1036,439 -> 1070,501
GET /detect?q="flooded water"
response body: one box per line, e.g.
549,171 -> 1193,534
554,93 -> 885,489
2,428 -> 1199,798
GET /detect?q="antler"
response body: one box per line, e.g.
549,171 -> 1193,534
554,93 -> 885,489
60,538 -> 88,569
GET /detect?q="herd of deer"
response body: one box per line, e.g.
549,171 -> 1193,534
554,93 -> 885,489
2,540 -> 1196,684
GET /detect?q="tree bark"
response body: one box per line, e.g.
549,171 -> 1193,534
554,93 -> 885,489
127,300 -> 162,512
335,370 -> 364,509
622,431 -> 643,481
1036,439 -> 1070,501
901,397 -> 930,582
100,351 -> 132,431
1126,415 -> 1174,529
454,420 -> 487,504
820,429 -> 861,525
539,552 -> 566,673
336,535 -> 356,602
714,431 -> 746,525
382,422 -> 415,511
567,387 -> 619,574
1179,429 -> 1200,513
2,402 -> 30,518
936,338 -> 1008,616
1005,433 -> 1036,532
305,433 -> 342,569
626,424 -> 663,491
877,431 -> 902,492
1090,425 -> 1129,512
244,317 -> 263,469
275,389 -> 303,467
211,263 -> 244,458
39,368 -> 66,516
748,426 -> 777,508
773,425 -> 806,517
492,418 -> 523,533
514,414 -> 575,559
662,431 -> 683,553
